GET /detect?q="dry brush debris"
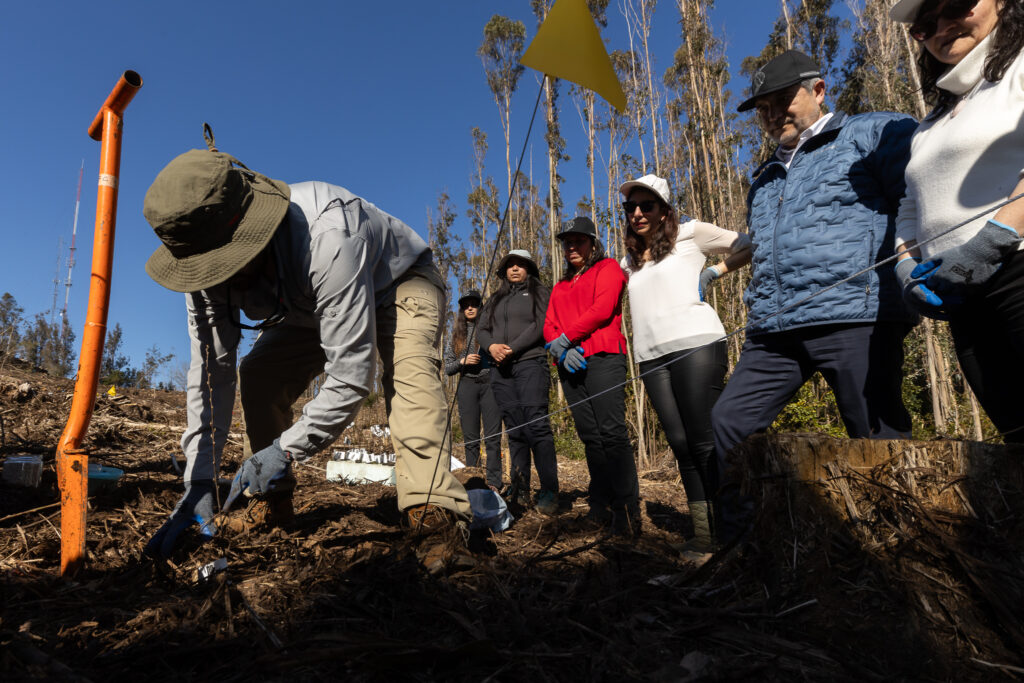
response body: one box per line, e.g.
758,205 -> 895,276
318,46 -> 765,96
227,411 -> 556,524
1,362 -> 1022,681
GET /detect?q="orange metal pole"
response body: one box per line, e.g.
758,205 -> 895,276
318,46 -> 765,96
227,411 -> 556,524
57,70 -> 141,576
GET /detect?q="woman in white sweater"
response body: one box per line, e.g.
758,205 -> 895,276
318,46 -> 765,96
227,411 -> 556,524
619,174 -> 751,553
891,0 -> 1024,442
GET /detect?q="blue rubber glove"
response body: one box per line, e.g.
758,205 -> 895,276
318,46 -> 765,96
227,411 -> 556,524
698,265 -> 723,302
895,257 -> 948,320
226,440 -> 292,508
144,480 -> 218,559
545,333 -> 572,363
563,346 -> 588,373
914,220 -> 1020,296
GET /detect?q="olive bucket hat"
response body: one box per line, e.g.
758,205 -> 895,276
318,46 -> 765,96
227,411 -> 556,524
143,149 -> 292,293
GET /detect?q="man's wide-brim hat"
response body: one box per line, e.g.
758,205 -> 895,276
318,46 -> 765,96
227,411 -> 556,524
737,49 -> 822,112
496,249 -> 540,279
143,149 -> 292,293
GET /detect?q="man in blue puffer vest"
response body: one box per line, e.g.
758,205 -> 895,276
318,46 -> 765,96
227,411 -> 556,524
711,50 -> 918,541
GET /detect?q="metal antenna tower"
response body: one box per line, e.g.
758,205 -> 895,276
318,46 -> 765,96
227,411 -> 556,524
50,236 -> 64,325
61,161 -> 84,322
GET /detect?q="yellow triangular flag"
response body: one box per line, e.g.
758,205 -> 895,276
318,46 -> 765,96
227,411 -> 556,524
107,385 -> 117,397
520,0 -> 626,113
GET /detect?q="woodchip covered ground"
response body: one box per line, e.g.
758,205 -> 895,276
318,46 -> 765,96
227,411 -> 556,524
1,359 -> 1023,682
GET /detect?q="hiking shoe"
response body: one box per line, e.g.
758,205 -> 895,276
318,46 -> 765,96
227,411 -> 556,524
405,504 -> 455,535
611,502 -> 643,540
535,489 -> 559,516
576,506 -> 612,532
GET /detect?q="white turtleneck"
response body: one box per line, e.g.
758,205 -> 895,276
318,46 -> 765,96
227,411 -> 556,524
896,33 -> 1024,258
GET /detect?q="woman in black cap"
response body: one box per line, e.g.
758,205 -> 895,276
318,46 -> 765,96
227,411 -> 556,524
476,250 -> 560,514
544,217 -> 641,537
619,174 -> 751,554
444,290 -> 503,490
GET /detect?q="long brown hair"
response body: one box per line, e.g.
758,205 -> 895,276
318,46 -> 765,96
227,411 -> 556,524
919,0 -> 1024,118
452,299 -> 481,356
622,191 -> 681,271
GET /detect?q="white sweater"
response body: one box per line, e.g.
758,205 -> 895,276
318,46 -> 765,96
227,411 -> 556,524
621,220 -> 750,363
896,33 -> 1024,259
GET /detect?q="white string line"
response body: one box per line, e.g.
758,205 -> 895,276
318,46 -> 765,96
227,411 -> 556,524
452,191 -> 1024,449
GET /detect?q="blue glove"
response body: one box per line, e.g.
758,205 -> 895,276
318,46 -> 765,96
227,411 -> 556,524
698,265 -> 722,302
545,333 -> 572,363
895,257 -> 948,320
563,346 -> 588,373
915,220 -> 1020,296
226,440 -> 292,508
144,480 -> 218,559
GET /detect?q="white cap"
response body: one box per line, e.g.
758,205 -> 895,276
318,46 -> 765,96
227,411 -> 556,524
889,0 -> 925,23
619,174 -> 671,206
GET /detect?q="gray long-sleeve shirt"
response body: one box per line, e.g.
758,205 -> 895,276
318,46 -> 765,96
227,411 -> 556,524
181,181 -> 437,481
443,321 -> 491,379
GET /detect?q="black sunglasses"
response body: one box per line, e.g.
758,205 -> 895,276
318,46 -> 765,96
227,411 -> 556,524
622,200 -> 659,214
910,0 -> 978,41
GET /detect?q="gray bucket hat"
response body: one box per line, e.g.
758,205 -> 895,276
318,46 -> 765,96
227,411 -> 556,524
143,149 -> 291,293
496,249 -> 540,280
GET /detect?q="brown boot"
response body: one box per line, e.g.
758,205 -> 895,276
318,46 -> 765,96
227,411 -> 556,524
404,504 -> 455,535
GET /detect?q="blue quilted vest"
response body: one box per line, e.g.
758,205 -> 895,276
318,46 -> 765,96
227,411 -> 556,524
744,111 -> 919,335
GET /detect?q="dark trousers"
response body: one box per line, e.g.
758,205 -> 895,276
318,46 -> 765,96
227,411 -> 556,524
641,341 -> 727,503
456,377 -> 503,487
712,322 -> 912,461
949,249 -> 1024,443
559,353 -> 639,510
489,356 -> 559,492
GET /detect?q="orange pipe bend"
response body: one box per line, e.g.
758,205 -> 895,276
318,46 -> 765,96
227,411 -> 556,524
57,70 -> 141,576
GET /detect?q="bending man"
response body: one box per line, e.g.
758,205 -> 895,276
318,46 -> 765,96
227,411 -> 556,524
143,145 -> 470,557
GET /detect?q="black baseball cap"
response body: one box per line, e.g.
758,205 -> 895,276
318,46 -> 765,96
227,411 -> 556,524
458,289 -> 483,307
556,216 -> 598,241
737,50 -> 823,113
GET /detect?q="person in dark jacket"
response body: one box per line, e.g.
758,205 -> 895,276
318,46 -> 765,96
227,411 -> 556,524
711,50 -> 918,540
544,217 -> 640,537
443,289 -> 503,490
477,250 -> 559,514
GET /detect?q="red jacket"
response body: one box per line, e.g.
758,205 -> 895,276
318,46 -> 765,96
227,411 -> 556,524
544,258 -> 627,357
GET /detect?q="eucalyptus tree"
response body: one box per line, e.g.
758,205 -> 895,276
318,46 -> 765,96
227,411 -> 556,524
478,14 -> 527,248
466,128 -> 501,293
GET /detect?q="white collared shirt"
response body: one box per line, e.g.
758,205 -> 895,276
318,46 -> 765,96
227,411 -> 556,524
775,111 -> 834,168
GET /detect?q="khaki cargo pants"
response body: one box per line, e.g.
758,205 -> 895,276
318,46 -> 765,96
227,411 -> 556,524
239,274 -> 471,518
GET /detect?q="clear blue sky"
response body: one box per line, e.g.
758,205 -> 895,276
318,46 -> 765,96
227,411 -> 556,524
0,0 -> 852,385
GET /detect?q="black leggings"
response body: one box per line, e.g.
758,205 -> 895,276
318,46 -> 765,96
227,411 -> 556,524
640,341 -> 728,502
949,249 -> 1024,443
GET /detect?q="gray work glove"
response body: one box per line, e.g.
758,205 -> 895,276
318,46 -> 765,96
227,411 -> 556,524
915,220 -> 1021,297
225,440 -> 292,510
698,265 -> 723,302
545,333 -> 572,363
563,346 -> 588,374
895,257 -> 948,320
144,480 -> 218,559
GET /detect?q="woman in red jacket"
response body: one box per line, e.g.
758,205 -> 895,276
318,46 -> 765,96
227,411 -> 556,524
544,217 -> 641,537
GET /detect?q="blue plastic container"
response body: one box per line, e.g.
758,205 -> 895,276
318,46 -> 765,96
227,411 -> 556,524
87,463 -> 124,495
